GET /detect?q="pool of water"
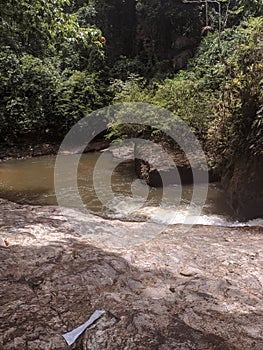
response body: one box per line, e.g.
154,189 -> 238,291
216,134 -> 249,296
0,152 -> 262,226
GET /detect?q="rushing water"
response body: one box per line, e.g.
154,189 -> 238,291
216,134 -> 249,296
0,152 -> 262,226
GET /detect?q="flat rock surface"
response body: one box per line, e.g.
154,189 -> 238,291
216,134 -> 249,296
0,199 -> 263,349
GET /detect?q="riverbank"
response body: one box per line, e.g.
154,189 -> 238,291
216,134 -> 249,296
0,199 -> 262,349
0,142 -> 59,161
0,139 -> 110,162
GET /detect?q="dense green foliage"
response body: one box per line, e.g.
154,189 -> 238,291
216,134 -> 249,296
208,17 -> 263,163
112,15 -> 263,169
0,0 -> 107,141
0,0 -> 262,174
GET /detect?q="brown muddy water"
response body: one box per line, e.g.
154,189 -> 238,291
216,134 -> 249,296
0,152 -> 261,226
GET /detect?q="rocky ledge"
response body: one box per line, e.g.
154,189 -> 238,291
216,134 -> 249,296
0,199 -> 263,349
222,156 -> 263,221
134,141 -> 209,187
106,141 -> 212,187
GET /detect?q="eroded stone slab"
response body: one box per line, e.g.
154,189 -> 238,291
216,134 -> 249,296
0,199 -> 262,349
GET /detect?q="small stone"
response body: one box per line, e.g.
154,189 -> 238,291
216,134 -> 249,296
179,267 -> 201,277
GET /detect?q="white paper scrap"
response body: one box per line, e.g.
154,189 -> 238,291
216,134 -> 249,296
62,309 -> 105,346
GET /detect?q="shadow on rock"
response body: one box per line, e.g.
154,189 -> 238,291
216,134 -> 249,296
0,237 -> 257,350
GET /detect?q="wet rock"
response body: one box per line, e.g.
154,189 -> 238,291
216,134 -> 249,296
222,156 -> 263,220
103,139 -> 215,188
104,142 -> 135,161
61,140 -> 111,155
0,199 -> 263,349
135,141 -> 208,187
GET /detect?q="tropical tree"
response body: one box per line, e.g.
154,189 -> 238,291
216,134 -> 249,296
0,0 -> 103,56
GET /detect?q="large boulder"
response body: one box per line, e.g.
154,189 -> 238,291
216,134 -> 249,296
222,156 -> 263,220
106,139 -> 214,187
134,141 -> 208,187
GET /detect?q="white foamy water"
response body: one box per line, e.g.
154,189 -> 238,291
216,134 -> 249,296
106,197 -> 263,227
